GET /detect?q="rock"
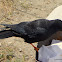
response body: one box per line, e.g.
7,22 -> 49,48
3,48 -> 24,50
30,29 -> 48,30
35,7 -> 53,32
19,48 -> 22,52
0,43 -> 1,47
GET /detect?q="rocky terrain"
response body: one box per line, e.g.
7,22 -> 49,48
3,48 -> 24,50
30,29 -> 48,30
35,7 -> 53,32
0,0 -> 62,62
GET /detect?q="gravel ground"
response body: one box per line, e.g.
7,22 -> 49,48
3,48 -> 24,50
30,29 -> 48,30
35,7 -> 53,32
0,0 -> 62,62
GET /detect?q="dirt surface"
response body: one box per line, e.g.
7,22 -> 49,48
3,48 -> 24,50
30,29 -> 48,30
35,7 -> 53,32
0,0 -> 62,62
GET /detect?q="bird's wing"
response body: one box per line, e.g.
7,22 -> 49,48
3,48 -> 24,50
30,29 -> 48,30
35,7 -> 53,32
27,27 -> 47,38
0,23 -> 27,36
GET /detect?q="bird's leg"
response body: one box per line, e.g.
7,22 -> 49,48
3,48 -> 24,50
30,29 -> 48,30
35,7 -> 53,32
30,43 -> 39,52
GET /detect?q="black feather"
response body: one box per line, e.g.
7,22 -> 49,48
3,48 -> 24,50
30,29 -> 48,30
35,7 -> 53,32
0,19 -> 62,43
0,30 -> 14,39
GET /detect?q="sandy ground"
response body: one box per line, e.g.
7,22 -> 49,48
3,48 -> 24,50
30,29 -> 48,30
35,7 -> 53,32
0,0 -> 62,62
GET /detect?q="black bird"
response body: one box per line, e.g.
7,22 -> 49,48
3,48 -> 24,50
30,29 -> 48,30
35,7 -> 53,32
0,19 -> 62,42
0,19 -> 62,51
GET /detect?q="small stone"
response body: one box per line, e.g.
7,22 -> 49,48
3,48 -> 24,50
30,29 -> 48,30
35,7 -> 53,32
19,48 -> 22,52
25,55 -> 29,60
0,43 -> 1,47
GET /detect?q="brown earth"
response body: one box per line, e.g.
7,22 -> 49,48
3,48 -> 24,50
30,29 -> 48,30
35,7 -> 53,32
0,0 -> 62,62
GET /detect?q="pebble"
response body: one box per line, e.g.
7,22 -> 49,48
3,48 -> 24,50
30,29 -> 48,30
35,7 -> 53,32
0,43 -> 1,47
19,48 -> 22,52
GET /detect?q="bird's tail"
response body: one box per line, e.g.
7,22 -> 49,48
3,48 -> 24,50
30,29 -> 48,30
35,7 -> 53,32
0,30 -> 14,39
0,24 -> 18,39
0,24 -> 13,28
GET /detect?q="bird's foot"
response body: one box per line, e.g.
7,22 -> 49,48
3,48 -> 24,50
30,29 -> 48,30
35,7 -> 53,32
36,60 -> 42,62
30,43 -> 39,52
